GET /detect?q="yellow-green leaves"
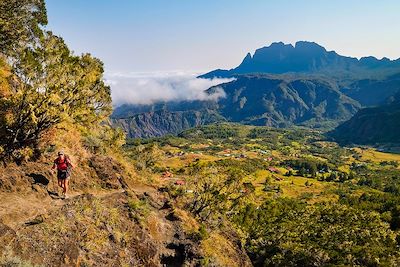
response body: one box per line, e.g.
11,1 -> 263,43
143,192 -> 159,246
0,0 -> 47,55
0,31 -> 112,160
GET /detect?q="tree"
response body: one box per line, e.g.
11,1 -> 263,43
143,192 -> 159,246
298,167 -> 306,177
285,170 -> 293,176
127,143 -> 163,171
310,163 -> 317,177
0,0 -> 47,55
326,172 -> 337,182
0,32 -> 112,159
188,166 -> 249,222
234,200 -> 400,266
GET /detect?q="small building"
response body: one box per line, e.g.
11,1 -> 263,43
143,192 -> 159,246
175,180 -> 186,186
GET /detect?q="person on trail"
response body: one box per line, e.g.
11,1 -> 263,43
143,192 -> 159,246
52,151 -> 73,198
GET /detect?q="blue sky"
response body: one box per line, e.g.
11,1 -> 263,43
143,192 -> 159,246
45,0 -> 400,73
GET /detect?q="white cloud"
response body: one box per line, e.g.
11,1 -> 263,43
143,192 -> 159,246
105,71 -> 233,106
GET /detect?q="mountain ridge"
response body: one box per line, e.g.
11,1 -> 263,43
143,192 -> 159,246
330,92 -> 400,144
199,41 -> 400,79
113,41 -> 400,138
206,75 -> 360,126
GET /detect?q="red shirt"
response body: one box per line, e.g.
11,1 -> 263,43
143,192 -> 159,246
54,157 -> 71,170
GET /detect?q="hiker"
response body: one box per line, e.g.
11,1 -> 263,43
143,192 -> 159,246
52,151 -> 73,198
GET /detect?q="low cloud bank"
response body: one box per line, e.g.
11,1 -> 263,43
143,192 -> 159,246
105,71 -> 233,106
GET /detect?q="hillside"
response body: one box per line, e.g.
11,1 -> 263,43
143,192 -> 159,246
330,93 -> 400,144
208,75 -> 360,127
340,73 -> 400,106
0,126 -> 251,266
0,2 -> 251,266
114,74 -> 361,138
112,109 -> 225,138
3,2 -> 400,266
123,123 -> 400,266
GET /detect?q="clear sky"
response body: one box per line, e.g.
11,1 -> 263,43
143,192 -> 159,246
45,0 -> 400,73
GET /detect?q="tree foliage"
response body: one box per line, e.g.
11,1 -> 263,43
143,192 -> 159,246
0,0 -> 47,55
234,199 -> 400,266
188,165 -> 251,222
0,2 -> 113,160
0,33 -> 111,159
126,143 -> 163,171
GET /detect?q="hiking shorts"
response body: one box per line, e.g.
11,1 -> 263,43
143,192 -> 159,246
57,169 -> 70,180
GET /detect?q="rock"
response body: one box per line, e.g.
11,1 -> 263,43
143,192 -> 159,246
161,200 -> 173,210
165,211 -> 181,222
89,156 -> 126,189
25,214 -> 47,226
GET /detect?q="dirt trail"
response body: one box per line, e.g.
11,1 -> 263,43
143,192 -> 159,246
0,180 -> 158,229
0,193 -> 60,228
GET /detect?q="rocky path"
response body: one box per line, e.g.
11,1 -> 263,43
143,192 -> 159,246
0,180 -> 157,229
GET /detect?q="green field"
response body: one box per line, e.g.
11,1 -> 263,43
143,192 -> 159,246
125,123 -> 400,266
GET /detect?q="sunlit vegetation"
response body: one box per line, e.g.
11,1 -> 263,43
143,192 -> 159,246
125,123 -> 400,266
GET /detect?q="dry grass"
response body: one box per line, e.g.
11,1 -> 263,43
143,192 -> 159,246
248,169 -> 337,203
173,208 -> 199,233
280,176 -> 338,203
146,213 -> 166,241
0,247 -> 37,267
355,148 -> 400,163
201,232 -> 245,267
160,153 -> 219,169
40,123 -> 90,167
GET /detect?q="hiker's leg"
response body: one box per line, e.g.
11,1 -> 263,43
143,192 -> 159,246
62,179 -> 66,194
58,179 -> 62,188
65,179 -> 69,195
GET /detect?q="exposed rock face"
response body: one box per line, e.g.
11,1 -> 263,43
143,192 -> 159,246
112,109 -> 225,138
89,155 -> 128,189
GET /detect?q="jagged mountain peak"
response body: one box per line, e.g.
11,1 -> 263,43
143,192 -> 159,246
199,41 -> 400,79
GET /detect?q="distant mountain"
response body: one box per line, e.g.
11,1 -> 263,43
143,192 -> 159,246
112,41 -> 400,138
112,109 -> 225,138
207,75 -> 360,127
330,93 -> 400,144
113,75 -> 360,138
112,100 -> 218,119
341,73 -> 400,106
199,41 -> 400,79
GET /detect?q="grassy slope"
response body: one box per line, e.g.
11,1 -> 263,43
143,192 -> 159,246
0,122 -> 251,266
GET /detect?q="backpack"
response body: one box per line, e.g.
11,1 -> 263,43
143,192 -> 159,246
56,155 -> 72,176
